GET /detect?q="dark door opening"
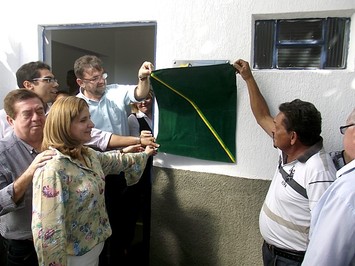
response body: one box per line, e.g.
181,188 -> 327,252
39,21 -> 156,92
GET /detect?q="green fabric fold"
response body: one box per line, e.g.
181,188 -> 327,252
151,63 -> 237,163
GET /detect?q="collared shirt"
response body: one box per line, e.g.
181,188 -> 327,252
77,84 -> 137,136
32,147 -> 148,266
0,132 -> 39,240
259,139 -> 337,251
302,159 -> 355,266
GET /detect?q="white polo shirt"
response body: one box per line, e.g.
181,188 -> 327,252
259,140 -> 337,251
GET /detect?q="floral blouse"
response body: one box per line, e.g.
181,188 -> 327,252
32,147 -> 148,266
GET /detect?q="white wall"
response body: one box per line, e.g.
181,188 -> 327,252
0,0 -> 354,181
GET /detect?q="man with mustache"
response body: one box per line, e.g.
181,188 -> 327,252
234,59 -> 337,266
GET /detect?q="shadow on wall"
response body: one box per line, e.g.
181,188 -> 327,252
151,167 -> 218,266
150,167 -> 268,266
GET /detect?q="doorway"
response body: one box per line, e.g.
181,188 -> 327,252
38,21 -> 156,92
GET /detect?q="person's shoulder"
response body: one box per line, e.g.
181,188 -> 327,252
0,133 -> 18,151
328,170 -> 355,201
40,149 -> 70,170
106,84 -> 136,94
305,149 -> 337,174
128,113 -> 137,119
106,84 -> 120,90
308,148 -> 334,164
86,146 -> 101,157
0,139 -> 9,151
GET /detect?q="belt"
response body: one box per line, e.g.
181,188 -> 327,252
265,241 -> 305,262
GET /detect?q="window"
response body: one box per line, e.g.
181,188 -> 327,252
254,17 -> 350,69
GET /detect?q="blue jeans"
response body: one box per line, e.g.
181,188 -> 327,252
262,241 -> 302,266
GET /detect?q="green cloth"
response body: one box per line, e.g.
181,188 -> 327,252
151,63 -> 236,163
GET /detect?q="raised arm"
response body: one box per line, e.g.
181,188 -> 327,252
135,61 -> 154,101
233,59 -> 274,137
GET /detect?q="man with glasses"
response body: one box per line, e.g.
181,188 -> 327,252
0,61 -> 59,138
233,59 -> 337,266
0,61 -> 158,151
302,109 -> 355,266
74,55 -> 154,266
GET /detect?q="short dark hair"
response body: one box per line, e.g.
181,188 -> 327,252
279,99 -> 322,146
16,61 -> 51,88
74,55 -> 103,79
4,89 -> 45,119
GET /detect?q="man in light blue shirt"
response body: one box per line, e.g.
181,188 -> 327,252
302,108 -> 355,266
75,56 -> 153,137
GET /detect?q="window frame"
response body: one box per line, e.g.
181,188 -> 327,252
253,17 -> 351,70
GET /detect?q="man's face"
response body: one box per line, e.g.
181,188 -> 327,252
30,69 -> 59,104
9,98 -> 46,142
78,68 -> 107,100
272,112 -> 293,150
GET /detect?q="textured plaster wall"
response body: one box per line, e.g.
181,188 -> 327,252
150,167 -> 269,266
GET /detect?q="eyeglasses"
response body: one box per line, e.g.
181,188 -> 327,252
32,77 -> 58,84
340,123 -> 355,134
81,73 -> 108,83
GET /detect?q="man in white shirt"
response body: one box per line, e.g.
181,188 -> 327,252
302,108 -> 355,266
234,59 -> 337,265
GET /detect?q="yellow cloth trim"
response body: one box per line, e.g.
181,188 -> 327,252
151,73 -> 235,163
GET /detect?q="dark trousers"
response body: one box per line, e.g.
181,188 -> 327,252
262,241 -> 303,266
0,235 -> 7,265
100,160 -> 152,266
100,173 -> 128,266
2,238 -> 38,266
124,160 -> 152,265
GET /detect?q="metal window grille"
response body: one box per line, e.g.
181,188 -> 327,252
254,17 -> 350,69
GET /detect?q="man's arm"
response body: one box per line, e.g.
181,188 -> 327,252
86,127 -> 158,151
233,59 -> 274,137
134,61 -> 154,101
108,133 -> 158,150
12,150 -> 55,203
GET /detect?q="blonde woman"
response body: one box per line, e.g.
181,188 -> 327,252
31,96 -> 157,266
